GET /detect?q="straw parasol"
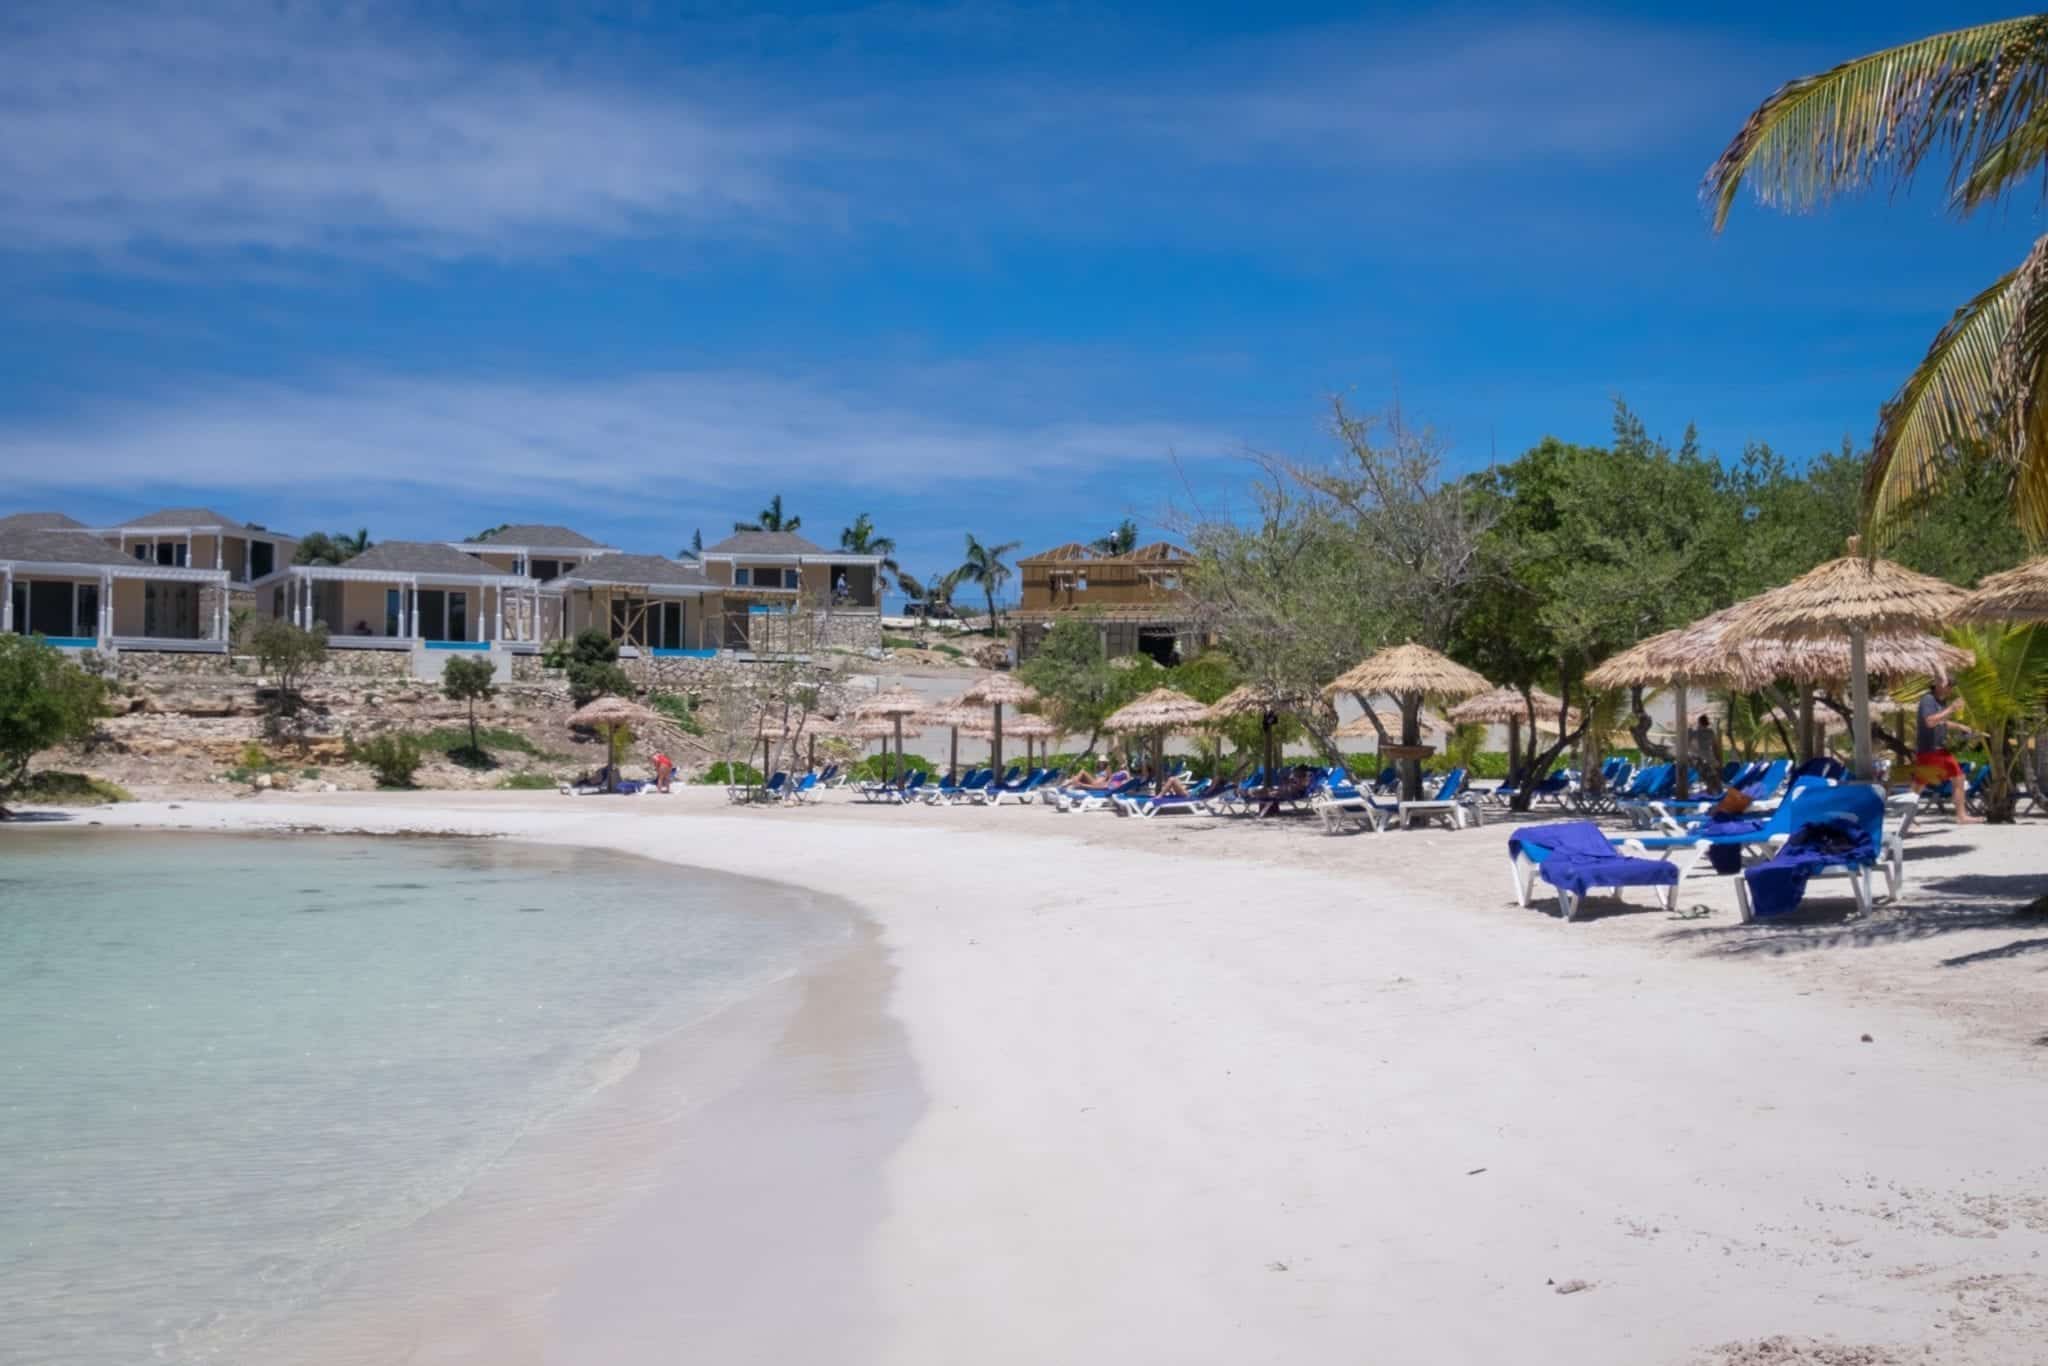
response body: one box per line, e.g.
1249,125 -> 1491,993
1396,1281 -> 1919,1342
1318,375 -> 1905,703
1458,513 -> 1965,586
959,673 -> 1041,773
1447,686 -> 1577,782
568,695 -> 656,792
1959,556 -> 2048,623
1204,684 -> 1335,779
915,698 -> 990,778
1325,642 -> 1491,799
1105,686 -> 1212,776
1724,537 -> 1970,779
854,686 -> 927,781
972,709 -> 1058,766
1586,621 -> 1740,798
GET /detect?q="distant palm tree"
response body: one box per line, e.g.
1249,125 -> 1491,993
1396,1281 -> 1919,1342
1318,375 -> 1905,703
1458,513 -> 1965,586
838,513 -> 902,593
957,534 -> 1021,632
1705,16 -> 2048,537
735,495 -> 800,534
1091,518 -> 1139,555
679,528 -> 702,559
291,528 -> 373,566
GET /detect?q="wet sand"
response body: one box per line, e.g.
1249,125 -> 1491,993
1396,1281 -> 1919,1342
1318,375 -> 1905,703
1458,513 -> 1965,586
68,789 -> 2048,1364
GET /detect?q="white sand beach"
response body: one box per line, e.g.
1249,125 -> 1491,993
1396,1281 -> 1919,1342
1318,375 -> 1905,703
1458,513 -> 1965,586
63,790 -> 2048,1365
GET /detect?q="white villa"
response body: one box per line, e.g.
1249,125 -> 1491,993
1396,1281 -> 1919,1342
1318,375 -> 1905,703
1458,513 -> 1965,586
4,508 -> 887,664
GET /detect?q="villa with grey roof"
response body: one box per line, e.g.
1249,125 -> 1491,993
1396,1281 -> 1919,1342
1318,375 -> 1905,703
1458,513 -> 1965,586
6,506 -> 887,663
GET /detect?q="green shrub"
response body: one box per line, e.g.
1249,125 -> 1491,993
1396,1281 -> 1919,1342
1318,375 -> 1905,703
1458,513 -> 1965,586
647,691 -> 704,735
539,637 -> 573,669
354,733 -> 423,788
237,741 -> 277,771
697,761 -> 764,786
20,771 -> 131,805
563,629 -> 631,707
498,772 -> 559,790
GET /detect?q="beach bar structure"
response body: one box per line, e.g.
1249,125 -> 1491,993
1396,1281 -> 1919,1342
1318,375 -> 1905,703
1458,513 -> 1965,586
1010,541 -> 1211,666
2,514 -> 233,651
275,542 -> 539,648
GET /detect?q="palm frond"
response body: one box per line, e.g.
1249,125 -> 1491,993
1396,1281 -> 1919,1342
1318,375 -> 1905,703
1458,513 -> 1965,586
1705,16 -> 2048,229
1864,255 -> 2027,538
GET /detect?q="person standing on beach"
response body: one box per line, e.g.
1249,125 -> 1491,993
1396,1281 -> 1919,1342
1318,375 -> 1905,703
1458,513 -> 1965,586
1914,681 -> 1976,825
1691,714 -> 1723,791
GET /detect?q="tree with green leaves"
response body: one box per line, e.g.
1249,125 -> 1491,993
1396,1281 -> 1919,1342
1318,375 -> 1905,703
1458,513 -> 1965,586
292,528 -> 372,566
1017,616 -> 1121,748
0,635 -> 108,818
1706,16 -> 2048,538
564,629 -> 632,707
440,655 -> 496,759
1941,621 -> 2048,823
735,496 -> 800,534
838,513 -> 902,593
471,524 -> 511,542
247,618 -> 328,736
957,534 -> 1021,631
1091,519 -> 1139,556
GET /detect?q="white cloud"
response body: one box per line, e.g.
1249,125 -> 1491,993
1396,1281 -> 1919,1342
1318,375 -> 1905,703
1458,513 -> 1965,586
0,369 -> 1225,514
0,4 -> 810,259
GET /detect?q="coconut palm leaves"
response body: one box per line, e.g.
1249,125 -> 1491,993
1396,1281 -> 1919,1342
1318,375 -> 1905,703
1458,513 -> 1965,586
839,512 -> 902,593
1941,620 -> 2048,819
957,534 -> 1021,630
735,495 -> 800,533
1706,15 -> 2048,538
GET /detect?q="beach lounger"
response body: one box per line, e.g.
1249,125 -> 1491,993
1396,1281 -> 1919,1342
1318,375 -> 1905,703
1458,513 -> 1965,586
1507,821 -> 1678,921
1398,768 -> 1482,829
1312,778 -> 1398,833
1617,781 -> 1902,899
1112,778 -> 1221,818
1054,774 -> 1137,812
984,769 -> 1055,806
1733,785 -> 1886,921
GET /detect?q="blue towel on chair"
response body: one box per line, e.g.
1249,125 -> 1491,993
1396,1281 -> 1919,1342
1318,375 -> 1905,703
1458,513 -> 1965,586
1741,820 -> 1875,918
1507,821 -> 1614,864
1511,822 -> 1678,899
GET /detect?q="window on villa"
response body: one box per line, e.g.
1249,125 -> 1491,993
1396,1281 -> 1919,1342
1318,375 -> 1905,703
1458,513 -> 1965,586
657,601 -> 683,649
132,545 -> 149,561
531,558 -> 561,581
734,567 -> 751,587
385,589 -> 401,637
251,542 -> 275,579
76,583 -> 98,637
9,582 -> 25,633
784,568 -> 801,590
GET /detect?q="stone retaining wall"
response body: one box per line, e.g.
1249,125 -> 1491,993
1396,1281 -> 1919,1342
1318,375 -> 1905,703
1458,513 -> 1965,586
114,648 -> 414,684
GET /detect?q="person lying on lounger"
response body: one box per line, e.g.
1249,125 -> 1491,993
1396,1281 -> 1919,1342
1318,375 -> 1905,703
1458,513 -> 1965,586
1066,763 -> 1114,790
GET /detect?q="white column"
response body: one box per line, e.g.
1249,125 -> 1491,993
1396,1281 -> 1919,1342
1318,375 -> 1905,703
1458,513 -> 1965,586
100,572 -> 113,640
1,565 -> 11,632
244,540 -> 252,582
215,538 -> 223,570
186,532 -> 193,568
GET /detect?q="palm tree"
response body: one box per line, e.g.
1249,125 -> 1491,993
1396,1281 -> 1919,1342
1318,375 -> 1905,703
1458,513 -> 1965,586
957,534 -> 1021,633
1091,518 -> 1139,555
291,528 -> 373,566
1942,621 -> 2048,821
1706,17 -> 2048,539
839,513 -> 902,593
735,495 -> 800,534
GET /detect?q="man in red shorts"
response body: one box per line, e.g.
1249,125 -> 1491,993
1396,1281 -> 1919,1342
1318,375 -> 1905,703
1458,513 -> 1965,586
1914,680 -> 1975,825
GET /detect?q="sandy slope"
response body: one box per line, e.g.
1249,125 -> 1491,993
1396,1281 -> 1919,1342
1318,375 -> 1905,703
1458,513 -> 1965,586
64,789 -> 2048,1365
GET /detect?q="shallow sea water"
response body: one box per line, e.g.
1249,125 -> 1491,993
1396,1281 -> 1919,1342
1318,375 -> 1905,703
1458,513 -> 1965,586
0,829 -> 848,1365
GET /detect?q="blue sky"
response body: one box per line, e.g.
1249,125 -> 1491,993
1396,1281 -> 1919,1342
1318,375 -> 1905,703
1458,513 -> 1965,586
0,0 -> 2037,590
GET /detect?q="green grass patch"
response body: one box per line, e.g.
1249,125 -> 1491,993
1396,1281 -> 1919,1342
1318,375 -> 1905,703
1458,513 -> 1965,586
413,725 -> 560,759
647,691 -> 704,735
298,767 -> 322,781
696,761 -> 764,786
22,771 -> 133,805
497,772 -> 560,790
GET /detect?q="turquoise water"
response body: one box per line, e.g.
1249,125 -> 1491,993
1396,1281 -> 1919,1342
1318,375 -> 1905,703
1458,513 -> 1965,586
0,830 -> 848,1365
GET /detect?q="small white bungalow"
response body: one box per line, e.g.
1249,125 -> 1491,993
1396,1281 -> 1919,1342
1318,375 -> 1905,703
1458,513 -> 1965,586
275,541 -> 542,650
2,514 -> 232,650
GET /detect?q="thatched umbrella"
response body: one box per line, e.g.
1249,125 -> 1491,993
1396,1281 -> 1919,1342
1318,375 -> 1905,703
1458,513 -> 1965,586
1105,686 -> 1212,778
1586,621 -> 1740,798
1204,684 -> 1334,780
1724,538 -> 1970,779
1447,686 -> 1576,783
1960,556 -> 2048,622
979,709 -> 1057,767
915,698 -> 990,779
959,673 -> 1040,774
854,687 -> 926,781
569,695 -> 655,793
1325,643 -> 1491,799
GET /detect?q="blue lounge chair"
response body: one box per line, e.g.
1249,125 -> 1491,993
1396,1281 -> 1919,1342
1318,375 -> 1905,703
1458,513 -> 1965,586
1734,784 -> 1887,921
1507,821 -> 1679,921
1398,768 -> 1481,829
1619,780 -> 1901,898
1112,778 -> 1218,818
1313,772 -> 1399,833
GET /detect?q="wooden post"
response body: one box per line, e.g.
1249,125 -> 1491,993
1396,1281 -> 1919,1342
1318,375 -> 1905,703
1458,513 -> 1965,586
1849,627 -> 1873,781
